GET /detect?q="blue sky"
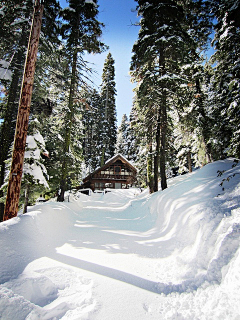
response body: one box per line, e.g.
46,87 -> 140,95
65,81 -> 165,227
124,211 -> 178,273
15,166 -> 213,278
60,0 -> 140,125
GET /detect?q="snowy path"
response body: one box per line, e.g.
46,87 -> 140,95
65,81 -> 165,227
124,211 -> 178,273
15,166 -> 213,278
0,159 -> 240,319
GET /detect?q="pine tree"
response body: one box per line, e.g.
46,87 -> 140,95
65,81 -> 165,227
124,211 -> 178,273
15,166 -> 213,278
100,52 -> 117,166
131,0 -> 191,191
175,61 -> 214,169
131,0 -> 213,192
128,96 -> 149,189
115,114 -> 130,157
82,88 -> 102,171
57,0 -> 106,201
0,0 -> 60,220
211,0 -> 240,158
0,1 -> 32,220
21,119 -> 49,213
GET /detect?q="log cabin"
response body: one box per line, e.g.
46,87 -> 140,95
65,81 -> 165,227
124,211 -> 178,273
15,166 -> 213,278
82,154 -> 137,191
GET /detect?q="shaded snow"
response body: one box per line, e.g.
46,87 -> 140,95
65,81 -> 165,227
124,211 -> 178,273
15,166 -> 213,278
0,60 -> 12,81
0,159 -> 240,319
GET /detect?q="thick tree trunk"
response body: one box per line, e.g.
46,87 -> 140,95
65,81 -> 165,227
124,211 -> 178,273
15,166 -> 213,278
57,49 -> 77,202
0,26 -> 29,222
3,0 -> 44,221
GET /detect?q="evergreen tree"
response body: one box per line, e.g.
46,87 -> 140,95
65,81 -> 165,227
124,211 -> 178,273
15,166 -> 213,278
131,0 -> 191,191
0,0 -> 32,220
82,88 -> 102,171
128,98 -> 149,189
0,119 -> 49,213
100,52 -> 117,166
0,0 -> 60,220
210,0 -> 240,158
129,84 -> 155,191
175,61 -> 214,170
115,114 -> 130,157
131,0 -> 213,192
21,120 -> 49,213
57,0 -> 106,201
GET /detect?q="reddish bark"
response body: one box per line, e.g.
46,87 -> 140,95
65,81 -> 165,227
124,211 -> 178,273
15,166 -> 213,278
3,1 -> 44,221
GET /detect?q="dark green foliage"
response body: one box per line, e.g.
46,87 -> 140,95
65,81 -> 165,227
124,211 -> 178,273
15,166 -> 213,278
210,0 -> 240,158
116,114 -> 130,157
82,89 -> 103,171
57,0 -> 106,201
0,0 -> 60,220
100,52 -> 117,165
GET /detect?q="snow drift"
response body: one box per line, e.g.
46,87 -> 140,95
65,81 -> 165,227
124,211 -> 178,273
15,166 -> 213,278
0,159 -> 240,319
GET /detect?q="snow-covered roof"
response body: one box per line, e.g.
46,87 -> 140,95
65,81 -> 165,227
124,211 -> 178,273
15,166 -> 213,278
83,154 -> 137,182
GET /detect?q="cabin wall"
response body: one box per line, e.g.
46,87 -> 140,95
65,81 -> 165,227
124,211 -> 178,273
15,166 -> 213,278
83,158 -> 137,191
93,181 -> 132,190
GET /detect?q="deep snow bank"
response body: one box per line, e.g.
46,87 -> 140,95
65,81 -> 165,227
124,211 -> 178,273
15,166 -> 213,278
0,159 -> 240,319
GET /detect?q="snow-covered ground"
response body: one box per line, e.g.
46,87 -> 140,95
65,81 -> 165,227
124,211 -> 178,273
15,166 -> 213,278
0,159 -> 240,319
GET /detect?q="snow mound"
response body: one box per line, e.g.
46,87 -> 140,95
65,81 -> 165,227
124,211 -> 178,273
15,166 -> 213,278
0,159 -> 240,319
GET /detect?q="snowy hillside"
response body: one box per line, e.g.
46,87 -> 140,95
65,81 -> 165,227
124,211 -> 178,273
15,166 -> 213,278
0,159 -> 240,319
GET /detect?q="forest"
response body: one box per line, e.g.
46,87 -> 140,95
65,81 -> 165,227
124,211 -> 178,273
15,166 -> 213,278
0,0 -> 239,221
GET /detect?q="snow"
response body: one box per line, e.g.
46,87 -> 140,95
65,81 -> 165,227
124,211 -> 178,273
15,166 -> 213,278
0,60 -> 12,81
85,0 -> 97,7
0,159 -> 240,319
24,130 -> 49,188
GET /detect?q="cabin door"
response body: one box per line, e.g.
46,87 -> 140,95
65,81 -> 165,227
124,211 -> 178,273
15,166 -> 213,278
115,182 -> 121,189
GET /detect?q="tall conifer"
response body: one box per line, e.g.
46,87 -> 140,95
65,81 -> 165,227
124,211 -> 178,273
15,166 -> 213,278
57,0 -> 106,201
211,0 -> 240,158
100,52 -> 117,166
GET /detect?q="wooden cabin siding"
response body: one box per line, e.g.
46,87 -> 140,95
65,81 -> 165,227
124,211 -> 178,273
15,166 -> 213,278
82,154 -> 137,191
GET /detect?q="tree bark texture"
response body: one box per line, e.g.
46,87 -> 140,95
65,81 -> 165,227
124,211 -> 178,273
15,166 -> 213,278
3,0 -> 44,221
0,26 -> 30,221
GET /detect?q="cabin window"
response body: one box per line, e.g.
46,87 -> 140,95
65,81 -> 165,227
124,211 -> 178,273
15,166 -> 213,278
114,166 -> 121,174
95,182 -> 104,190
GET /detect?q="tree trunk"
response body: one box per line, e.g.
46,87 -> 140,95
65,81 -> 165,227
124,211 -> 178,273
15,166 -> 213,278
159,93 -> 167,191
3,0 -> 44,221
147,121 -> 154,193
154,107 -> 161,192
158,46 -> 167,190
0,25 -> 29,222
57,49 -> 77,202
187,151 -> 192,173
195,78 -> 212,163
101,145 -> 106,167
23,184 -> 30,214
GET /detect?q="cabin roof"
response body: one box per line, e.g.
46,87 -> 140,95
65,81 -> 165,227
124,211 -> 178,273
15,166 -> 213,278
83,154 -> 137,182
